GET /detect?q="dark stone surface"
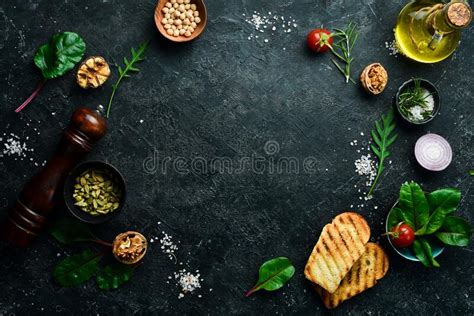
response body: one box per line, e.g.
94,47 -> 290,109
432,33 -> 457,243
0,0 -> 472,315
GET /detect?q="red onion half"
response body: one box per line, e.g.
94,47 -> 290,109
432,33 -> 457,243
414,133 -> 452,171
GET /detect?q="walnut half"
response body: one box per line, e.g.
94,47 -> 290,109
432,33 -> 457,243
76,56 -> 111,89
112,231 -> 147,265
360,63 -> 388,95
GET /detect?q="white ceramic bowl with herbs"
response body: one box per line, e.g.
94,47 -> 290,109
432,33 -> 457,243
395,78 -> 440,125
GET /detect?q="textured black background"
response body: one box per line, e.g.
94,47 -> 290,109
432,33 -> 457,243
0,0 -> 473,315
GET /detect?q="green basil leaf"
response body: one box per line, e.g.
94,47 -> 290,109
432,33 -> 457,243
245,257 -> 295,296
53,250 -> 101,287
412,238 -> 440,268
417,188 -> 461,235
49,217 -> 96,245
387,207 -> 402,230
435,232 -> 470,247
435,216 -> 472,246
399,181 -> 429,230
96,263 -> 134,290
34,32 -> 86,79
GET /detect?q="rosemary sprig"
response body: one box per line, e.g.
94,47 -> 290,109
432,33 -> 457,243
106,40 -> 149,118
398,78 -> 433,120
368,108 -> 398,198
330,22 -> 358,83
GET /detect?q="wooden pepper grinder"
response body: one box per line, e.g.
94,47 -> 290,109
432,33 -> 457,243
1,107 -> 107,247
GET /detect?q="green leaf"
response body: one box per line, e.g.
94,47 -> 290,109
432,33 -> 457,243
399,181 -> 429,230
245,257 -> 295,296
49,217 -> 97,245
96,263 -> 134,290
34,32 -> 86,79
435,216 -> 472,246
436,232 -> 470,247
367,108 -> 397,197
413,238 -> 440,268
417,188 -> 461,235
106,39 -> 149,118
387,207 -> 402,230
53,250 -> 102,287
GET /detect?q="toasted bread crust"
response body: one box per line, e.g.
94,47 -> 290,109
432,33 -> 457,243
304,212 -> 371,293
318,243 -> 389,309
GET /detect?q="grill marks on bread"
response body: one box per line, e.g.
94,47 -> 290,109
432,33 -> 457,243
317,243 -> 390,309
304,212 -> 371,293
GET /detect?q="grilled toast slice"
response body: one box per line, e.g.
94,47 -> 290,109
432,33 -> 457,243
315,242 -> 389,309
304,212 -> 370,293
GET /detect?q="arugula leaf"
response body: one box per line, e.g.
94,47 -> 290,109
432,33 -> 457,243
398,181 -> 429,230
245,257 -> 295,297
34,32 -> 86,79
96,263 -> 134,290
49,217 -> 97,245
367,108 -> 397,197
435,216 -> 472,246
106,40 -> 149,118
417,188 -> 461,235
53,250 -> 102,287
413,238 -> 440,268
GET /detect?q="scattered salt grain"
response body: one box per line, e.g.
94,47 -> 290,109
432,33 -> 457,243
243,11 -> 298,44
174,269 -> 202,298
160,232 -> 179,261
385,40 -> 399,57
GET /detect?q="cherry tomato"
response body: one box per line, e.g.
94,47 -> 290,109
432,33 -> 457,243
306,28 -> 333,53
389,222 -> 415,248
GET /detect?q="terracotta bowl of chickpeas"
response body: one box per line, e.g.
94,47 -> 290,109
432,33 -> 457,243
155,0 -> 207,42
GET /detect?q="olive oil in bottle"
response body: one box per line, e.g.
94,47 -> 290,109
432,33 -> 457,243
395,0 -> 472,63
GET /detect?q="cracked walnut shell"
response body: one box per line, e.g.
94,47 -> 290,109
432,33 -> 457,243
76,56 -> 111,89
360,63 -> 388,95
112,231 -> 147,265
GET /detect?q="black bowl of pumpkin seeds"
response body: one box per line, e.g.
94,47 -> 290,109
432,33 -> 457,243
64,161 -> 126,224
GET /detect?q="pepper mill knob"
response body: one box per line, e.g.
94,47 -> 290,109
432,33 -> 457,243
1,107 -> 107,247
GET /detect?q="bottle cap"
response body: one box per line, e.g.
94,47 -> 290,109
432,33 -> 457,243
446,2 -> 472,28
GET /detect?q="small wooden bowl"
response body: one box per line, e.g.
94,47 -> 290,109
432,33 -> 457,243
154,0 -> 207,42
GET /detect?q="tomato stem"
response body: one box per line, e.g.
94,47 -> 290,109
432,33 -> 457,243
15,80 -> 46,113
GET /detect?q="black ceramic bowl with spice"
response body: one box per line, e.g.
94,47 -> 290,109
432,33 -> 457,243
395,78 -> 440,125
64,161 -> 126,224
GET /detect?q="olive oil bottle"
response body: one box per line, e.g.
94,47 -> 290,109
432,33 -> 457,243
395,0 -> 472,63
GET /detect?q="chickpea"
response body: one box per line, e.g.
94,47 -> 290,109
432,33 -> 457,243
180,13 -> 186,20
165,13 -> 171,19
173,30 -> 180,37
185,31 -> 192,37
166,2 -> 172,8
177,0 -> 183,4
177,24 -> 183,29
185,4 -> 190,10
190,4 -> 196,10
174,19 -> 182,25
171,0 -> 176,3
179,5 -> 186,12
193,10 -> 199,17
167,28 -> 174,35
161,18 -> 168,25
190,16 -> 195,22
184,0 -> 190,4
190,22 -> 196,29
168,18 -> 174,24
174,10 -> 180,17
169,7 -> 175,14
179,29 -> 186,35
188,26 -> 194,33
162,7 -> 169,14
164,24 -> 171,30
173,3 -> 179,9
183,18 -> 190,25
